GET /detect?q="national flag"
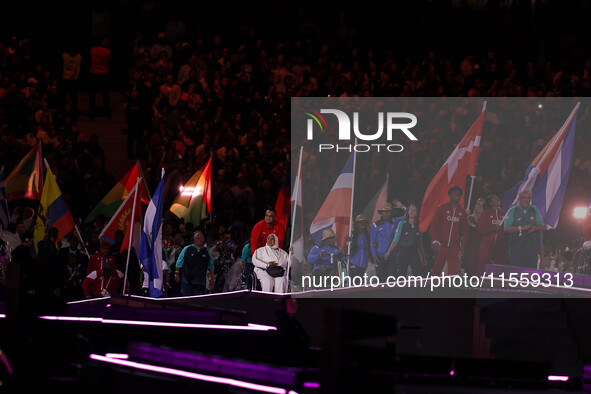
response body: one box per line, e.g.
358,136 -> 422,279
361,173 -> 389,224
274,168 -> 291,227
0,168 -> 9,230
288,148 -> 304,290
310,152 -> 355,251
170,156 -> 212,226
139,175 -> 165,298
5,144 -> 42,201
85,163 -> 150,223
502,103 -> 579,229
33,167 -> 76,251
100,180 -> 142,253
419,105 -> 485,233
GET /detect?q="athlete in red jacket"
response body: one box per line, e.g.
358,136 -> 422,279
477,194 -> 507,275
87,241 -> 118,275
430,186 -> 469,275
251,209 -> 285,254
82,262 -> 126,298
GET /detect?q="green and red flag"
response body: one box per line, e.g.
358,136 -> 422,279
85,163 -> 150,222
170,156 -> 212,226
5,144 -> 43,201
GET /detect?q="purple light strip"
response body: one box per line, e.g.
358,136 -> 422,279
548,375 -> 569,382
303,382 -> 321,388
40,316 -> 103,322
105,353 -> 129,359
90,354 -> 288,393
67,296 -> 109,305
0,313 -> 6,318
39,315 -> 277,331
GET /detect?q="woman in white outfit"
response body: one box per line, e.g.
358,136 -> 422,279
252,233 -> 288,293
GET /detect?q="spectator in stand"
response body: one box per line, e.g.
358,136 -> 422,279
160,74 -> 181,108
61,46 -> 81,115
88,38 -> 111,121
125,90 -> 148,159
150,32 -> 173,60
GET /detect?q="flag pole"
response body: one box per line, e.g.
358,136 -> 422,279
38,140 -> 43,195
286,146 -> 303,292
346,142 -> 358,279
208,153 -> 213,223
466,176 -> 476,212
466,102 -> 487,212
74,224 -> 91,259
123,177 -> 141,295
136,160 -> 152,200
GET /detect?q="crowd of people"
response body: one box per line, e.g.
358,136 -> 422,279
2,1 -> 591,300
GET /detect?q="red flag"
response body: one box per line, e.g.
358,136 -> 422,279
99,181 -> 142,252
274,169 -> 290,227
419,108 -> 485,233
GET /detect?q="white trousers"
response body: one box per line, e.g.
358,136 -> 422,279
255,267 -> 285,293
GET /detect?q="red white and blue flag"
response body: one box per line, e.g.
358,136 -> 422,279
310,152 -> 354,251
502,103 -> 580,229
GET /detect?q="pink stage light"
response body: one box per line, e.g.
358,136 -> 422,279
39,315 -> 277,331
303,382 -> 321,388
548,375 -> 569,382
90,354 -> 289,393
105,353 -> 129,359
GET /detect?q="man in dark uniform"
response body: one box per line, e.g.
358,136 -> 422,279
503,190 -> 544,268
370,203 -> 404,281
174,231 -> 214,295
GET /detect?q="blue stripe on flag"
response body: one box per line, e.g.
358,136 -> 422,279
139,177 -> 165,298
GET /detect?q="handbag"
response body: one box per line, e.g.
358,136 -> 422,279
266,265 -> 285,278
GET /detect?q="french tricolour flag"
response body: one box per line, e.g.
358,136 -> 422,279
310,152 -> 354,251
502,102 -> 580,230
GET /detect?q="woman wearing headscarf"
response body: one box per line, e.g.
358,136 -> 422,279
252,233 -> 289,293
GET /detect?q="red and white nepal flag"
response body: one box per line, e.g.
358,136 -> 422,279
419,104 -> 485,233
